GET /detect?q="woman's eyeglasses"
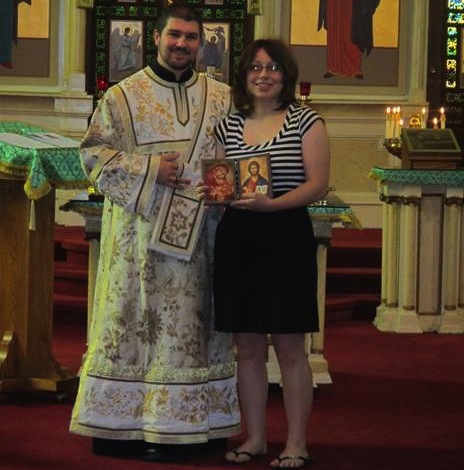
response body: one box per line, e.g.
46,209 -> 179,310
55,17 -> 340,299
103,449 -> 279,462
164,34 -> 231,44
247,63 -> 281,74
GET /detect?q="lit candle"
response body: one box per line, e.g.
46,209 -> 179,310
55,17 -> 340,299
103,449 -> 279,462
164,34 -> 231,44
433,117 -> 438,129
396,118 -> 403,139
393,107 -> 401,139
389,107 -> 395,139
385,107 -> 391,138
440,107 -> 446,129
421,107 -> 427,129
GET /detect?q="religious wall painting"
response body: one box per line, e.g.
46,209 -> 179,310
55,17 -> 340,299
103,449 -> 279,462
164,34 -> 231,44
289,0 -> 400,88
109,20 -> 144,83
0,0 -> 53,80
197,22 -> 230,83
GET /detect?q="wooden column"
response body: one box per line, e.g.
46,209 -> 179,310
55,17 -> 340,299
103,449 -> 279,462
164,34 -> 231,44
439,190 -> 464,332
395,192 -> 422,333
374,191 -> 401,331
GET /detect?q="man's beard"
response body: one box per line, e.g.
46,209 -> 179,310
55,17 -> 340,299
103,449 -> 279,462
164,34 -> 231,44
167,47 -> 193,70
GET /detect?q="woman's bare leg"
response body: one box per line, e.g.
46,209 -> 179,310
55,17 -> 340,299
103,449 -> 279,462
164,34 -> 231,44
270,333 -> 313,468
225,333 -> 268,463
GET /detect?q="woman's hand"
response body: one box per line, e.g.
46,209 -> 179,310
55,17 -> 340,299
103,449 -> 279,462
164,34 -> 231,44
230,192 -> 274,212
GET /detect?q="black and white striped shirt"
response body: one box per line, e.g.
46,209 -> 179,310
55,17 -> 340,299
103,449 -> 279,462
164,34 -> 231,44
214,103 -> 323,194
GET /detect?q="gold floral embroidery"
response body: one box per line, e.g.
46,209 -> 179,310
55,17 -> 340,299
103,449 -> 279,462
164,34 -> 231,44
71,71 -> 240,443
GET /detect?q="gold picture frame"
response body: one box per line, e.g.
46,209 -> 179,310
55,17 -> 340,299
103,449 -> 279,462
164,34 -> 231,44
77,0 -> 94,8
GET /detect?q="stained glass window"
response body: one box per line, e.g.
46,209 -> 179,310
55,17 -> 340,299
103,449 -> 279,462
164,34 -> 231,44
447,1 -> 464,96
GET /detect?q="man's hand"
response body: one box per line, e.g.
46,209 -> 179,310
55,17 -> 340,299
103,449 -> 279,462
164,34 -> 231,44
156,152 -> 191,188
195,179 -> 207,200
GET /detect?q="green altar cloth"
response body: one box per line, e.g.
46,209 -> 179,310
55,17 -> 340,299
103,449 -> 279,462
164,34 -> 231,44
308,193 -> 362,229
0,121 -> 88,200
369,166 -> 464,187
61,193 -> 362,230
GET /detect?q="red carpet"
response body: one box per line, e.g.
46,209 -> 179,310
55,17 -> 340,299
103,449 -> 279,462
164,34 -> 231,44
1,320 -> 463,469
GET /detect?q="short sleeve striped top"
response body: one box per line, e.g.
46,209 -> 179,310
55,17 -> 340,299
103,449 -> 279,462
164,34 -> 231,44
214,103 -> 323,195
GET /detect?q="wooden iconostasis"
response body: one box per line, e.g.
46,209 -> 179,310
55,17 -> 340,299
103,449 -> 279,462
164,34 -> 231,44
85,0 -> 255,96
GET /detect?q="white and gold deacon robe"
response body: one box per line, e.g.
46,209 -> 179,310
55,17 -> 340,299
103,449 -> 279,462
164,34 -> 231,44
70,67 -> 240,444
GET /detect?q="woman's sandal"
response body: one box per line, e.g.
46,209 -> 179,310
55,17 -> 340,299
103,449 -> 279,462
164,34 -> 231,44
270,454 -> 314,468
225,449 -> 267,464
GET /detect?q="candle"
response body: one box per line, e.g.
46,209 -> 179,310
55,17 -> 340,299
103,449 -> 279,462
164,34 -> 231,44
385,107 -> 391,139
390,107 -> 396,139
440,107 -> 446,129
433,117 -> 438,129
299,81 -> 311,97
96,76 -> 108,92
394,118 -> 403,139
393,107 -> 402,139
421,107 -> 426,129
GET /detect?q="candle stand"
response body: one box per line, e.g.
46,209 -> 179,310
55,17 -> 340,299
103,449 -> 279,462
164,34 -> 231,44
384,138 -> 402,158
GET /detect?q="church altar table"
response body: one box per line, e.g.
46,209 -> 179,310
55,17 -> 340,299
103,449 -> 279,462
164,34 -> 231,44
60,198 -> 102,348
0,121 -> 87,200
268,193 -> 361,385
369,166 -> 464,334
0,121 -> 87,396
61,193 -> 361,387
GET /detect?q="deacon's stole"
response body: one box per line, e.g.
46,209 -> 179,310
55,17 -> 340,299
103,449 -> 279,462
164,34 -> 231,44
149,74 -> 231,260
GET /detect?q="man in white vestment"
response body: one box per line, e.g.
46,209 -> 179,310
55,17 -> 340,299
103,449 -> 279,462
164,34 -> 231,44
69,3 -> 240,462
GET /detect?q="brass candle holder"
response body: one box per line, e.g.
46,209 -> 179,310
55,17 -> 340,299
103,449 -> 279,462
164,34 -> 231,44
384,138 -> 402,158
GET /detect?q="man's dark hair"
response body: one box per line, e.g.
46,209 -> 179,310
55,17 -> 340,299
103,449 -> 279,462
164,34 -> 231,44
155,2 -> 204,40
233,38 -> 298,116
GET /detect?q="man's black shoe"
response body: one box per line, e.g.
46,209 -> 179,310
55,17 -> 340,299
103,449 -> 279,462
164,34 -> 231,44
163,438 -> 228,456
203,438 -> 228,451
140,445 -> 170,462
196,438 -> 228,452
92,437 -> 145,457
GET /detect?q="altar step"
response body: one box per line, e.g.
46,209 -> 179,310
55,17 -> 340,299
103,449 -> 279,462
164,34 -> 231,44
53,225 -> 88,324
325,227 -> 382,322
52,225 -> 383,325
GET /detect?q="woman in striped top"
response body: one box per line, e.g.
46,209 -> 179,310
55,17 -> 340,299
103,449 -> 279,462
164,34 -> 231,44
213,38 -> 330,468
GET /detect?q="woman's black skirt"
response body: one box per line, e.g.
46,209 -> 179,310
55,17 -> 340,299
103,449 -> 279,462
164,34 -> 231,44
213,205 -> 319,334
